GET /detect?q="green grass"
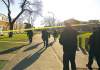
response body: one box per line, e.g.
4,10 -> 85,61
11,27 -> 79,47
0,60 -> 8,70
0,34 -> 28,52
0,34 -> 28,69
0,42 -> 27,52
0,34 -> 28,42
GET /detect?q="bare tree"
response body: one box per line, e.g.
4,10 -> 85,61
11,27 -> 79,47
43,16 -> 56,26
1,0 -> 42,37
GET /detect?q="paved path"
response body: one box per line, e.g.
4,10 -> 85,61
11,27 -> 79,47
2,34 -> 98,70
0,54 -> 15,60
0,41 -> 28,44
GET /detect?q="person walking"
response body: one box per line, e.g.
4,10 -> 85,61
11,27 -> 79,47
26,30 -> 33,44
42,30 -> 49,48
25,23 -> 33,44
59,19 -> 78,70
86,33 -> 95,70
53,30 -> 58,41
87,27 -> 100,70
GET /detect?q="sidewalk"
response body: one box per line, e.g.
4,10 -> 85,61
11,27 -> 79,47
0,41 -> 28,44
51,37 -> 98,69
2,34 -> 63,70
0,54 -> 15,60
2,34 -> 98,70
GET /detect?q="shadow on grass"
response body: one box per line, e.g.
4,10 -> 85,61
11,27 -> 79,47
0,44 -> 28,55
12,47 -> 46,70
0,36 -> 8,39
24,42 -> 43,52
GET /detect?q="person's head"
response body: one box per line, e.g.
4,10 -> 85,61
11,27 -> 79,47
64,22 -> 72,28
64,19 -> 80,29
64,20 -> 73,29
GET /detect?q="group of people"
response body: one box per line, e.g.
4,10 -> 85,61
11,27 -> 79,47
41,29 -> 59,48
59,20 -> 100,70
25,21 -> 100,70
25,23 -> 58,46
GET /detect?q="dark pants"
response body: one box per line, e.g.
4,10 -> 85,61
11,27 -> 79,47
88,47 -> 100,70
95,54 -> 100,70
87,47 -> 94,69
43,39 -> 48,48
28,36 -> 32,43
63,52 -> 76,70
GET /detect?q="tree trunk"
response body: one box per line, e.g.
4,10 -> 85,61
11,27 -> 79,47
9,23 -> 14,38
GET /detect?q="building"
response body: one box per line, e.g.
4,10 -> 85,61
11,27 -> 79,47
57,18 -> 100,32
0,13 -> 8,31
0,13 -> 26,33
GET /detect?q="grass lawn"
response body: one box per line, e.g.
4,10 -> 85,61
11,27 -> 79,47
0,60 -> 8,70
0,34 -> 29,69
0,34 -> 28,42
0,42 -> 27,52
0,34 -> 28,52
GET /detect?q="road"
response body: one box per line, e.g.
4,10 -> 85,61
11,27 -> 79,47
2,34 -> 98,70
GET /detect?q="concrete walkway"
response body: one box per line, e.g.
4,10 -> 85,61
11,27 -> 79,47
0,54 -> 15,60
2,34 -> 98,70
0,41 -> 28,44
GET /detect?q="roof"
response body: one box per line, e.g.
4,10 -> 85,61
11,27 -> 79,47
64,19 -> 80,25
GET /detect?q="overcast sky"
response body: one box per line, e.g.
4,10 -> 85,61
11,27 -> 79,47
42,0 -> 100,21
0,0 -> 100,26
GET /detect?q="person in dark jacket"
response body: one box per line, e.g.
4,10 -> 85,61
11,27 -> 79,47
42,30 -> 49,48
27,30 -> 33,44
25,23 -> 33,44
87,27 -> 100,70
59,20 -> 78,70
86,34 -> 95,70
53,30 -> 58,41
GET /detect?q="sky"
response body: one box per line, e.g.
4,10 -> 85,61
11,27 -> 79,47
0,0 -> 100,26
42,0 -> 100,21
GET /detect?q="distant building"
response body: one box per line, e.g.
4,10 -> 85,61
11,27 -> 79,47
57,19 -> 100,32
0,14 -> 8,31
89,20 -> 100,24
57,19 -> 80,26
0,13 -> 26,33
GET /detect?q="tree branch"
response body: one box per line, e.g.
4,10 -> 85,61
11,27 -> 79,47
21,0 -> 27,10
12,9 -> 25,24
2,0 -> 8,7
8,0 -> 10,7
12,0 -> 27,24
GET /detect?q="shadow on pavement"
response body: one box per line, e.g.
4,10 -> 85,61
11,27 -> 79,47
12,47 -> 46,70
0,44 -> 28,55
24,42 -> 43,52
48,41 -> 55,47
79,47 -> 87,55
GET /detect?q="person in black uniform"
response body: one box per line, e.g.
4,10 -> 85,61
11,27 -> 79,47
42,30 -> 49,48
59,20 -> 78,70
87,27 -> 100,70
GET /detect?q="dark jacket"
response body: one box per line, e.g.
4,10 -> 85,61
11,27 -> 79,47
53,31 -> 58,38
93,30 -> 100,55
42,30 -> 49,41
27,30 -> 33,37
59,28 -> 78,53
